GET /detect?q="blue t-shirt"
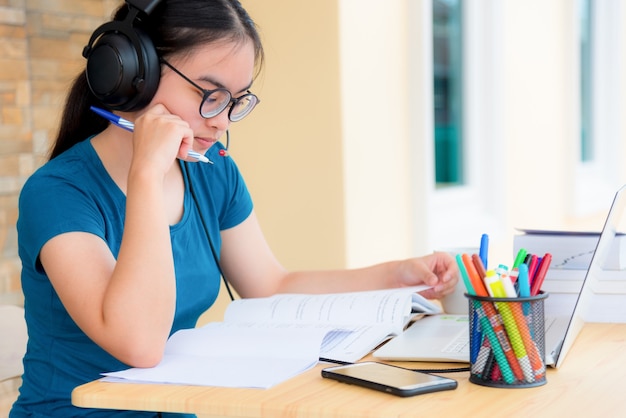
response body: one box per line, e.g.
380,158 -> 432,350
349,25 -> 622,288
10,139 -> 253,418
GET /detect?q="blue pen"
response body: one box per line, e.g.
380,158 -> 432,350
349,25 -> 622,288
90,106 -> 211,164
479,233 -> 489,269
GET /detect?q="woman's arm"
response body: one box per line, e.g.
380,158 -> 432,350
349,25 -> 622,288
220,211 -> 459,299
40,107 -> 195,368
41,227 -> 175,368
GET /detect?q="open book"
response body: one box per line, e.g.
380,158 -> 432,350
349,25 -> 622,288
223,285 -> 440,361
102,286 -> 440,388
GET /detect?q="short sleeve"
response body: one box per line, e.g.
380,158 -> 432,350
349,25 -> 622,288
17,167 -> 107,272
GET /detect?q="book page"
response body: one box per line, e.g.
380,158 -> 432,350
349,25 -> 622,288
103,322 -> 329,388
223,286 -> 435,331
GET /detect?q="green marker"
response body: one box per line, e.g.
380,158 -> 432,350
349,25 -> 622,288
513,248 -> 528,269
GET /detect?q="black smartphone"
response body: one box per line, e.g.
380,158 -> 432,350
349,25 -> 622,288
321,361 -> 457,397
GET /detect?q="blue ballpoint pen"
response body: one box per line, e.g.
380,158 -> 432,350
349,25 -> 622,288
90,106 -> 212,164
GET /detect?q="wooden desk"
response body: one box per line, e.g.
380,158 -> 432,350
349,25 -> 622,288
72,323 -> 626,417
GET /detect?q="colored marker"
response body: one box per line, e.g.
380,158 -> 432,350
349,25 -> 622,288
490,359 -> 503,382
526,254 -> 539,281
472,337 -> 491,377
462,254 -> 488,297
509,248 -> 527,287
456,255 -> 481,364
479,233 -> 489,269
471,254 -> 487,280
517,264 -> 531,298
508,303 -> 546,379
472,304 -> 518,384
489,280 -> 535,383
531,253 -> 552,296
90,106 -> 212,164
456,254 -> 475,295
517,263 -> 531,318
499,274 -> 518,299
507,264 -> 546,379
494,264 -> 516,297
483,270 -> 499,297
513,248 -> 528,269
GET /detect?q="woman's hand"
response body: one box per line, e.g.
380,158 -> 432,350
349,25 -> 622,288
392,252 -> 460,300
131,104 -> 196,173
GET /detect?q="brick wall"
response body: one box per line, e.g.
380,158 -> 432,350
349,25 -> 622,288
0,1 -> 116,301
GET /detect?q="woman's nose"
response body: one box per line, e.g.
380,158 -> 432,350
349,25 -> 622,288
205,108 -> 231,131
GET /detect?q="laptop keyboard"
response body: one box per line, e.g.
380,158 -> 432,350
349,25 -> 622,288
442,331 -> 470,353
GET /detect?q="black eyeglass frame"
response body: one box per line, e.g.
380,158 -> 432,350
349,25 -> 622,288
160,58 -> 259,122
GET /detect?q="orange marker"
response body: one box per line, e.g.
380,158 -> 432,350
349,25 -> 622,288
462,254 -> 488,297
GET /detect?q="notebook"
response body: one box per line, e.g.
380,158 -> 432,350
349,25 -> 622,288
374,184 -> 626,367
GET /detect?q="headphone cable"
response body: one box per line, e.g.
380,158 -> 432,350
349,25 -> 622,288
183,160 -> 235,301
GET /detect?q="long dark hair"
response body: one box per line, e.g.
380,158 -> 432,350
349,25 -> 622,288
50,0 -> 264,160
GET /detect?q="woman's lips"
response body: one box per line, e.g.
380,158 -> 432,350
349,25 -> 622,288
195,137 -> 216,148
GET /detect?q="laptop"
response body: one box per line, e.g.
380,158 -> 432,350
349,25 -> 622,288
374,184 -> 626,368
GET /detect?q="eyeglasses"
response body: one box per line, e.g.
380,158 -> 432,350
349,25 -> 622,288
160,58 -> 259,122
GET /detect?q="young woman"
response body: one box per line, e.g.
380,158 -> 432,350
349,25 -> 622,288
10,1 -> 458,416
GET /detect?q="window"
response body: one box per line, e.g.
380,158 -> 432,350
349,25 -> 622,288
433,0 -> 464,186
574,0 -> 623,214
579,0 -> 592,162
427,0 -> 505,251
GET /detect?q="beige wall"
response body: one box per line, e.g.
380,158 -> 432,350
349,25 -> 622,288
236,1 -> 347,271
339,0 -> 426,267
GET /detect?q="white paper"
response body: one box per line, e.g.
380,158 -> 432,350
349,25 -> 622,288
103,323 -> 329,388
102,286 -> 438,388
223,285 -> 438,326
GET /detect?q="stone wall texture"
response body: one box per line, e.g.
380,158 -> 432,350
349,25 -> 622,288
0,0 -> 116,302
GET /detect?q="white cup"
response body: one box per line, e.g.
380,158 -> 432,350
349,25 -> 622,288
441,280 -> 469,314
438,247 -> 478,315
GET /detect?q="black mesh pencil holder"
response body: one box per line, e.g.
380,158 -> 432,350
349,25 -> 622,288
465,292 -> 548,388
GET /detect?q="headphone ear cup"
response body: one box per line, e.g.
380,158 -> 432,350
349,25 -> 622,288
84,23 -> 160,111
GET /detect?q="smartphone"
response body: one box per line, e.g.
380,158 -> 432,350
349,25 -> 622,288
321,361 -> 457,397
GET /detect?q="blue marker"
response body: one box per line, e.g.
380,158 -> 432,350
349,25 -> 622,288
518,263 -> 531,298
90,106 -> 211,164
518,263 -> 531,316
479,233 -> 489,269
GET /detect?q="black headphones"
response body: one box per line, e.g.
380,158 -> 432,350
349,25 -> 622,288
82,0 -> 162,111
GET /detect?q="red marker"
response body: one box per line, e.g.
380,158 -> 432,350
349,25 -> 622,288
530,253 -> 552,296
526,255 -> 539,282
471,253 -> 487,280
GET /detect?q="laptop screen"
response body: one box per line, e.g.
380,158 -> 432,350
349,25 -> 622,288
554,184 -> 626,367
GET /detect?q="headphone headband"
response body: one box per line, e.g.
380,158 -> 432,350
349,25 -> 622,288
126,0 -> 161,15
